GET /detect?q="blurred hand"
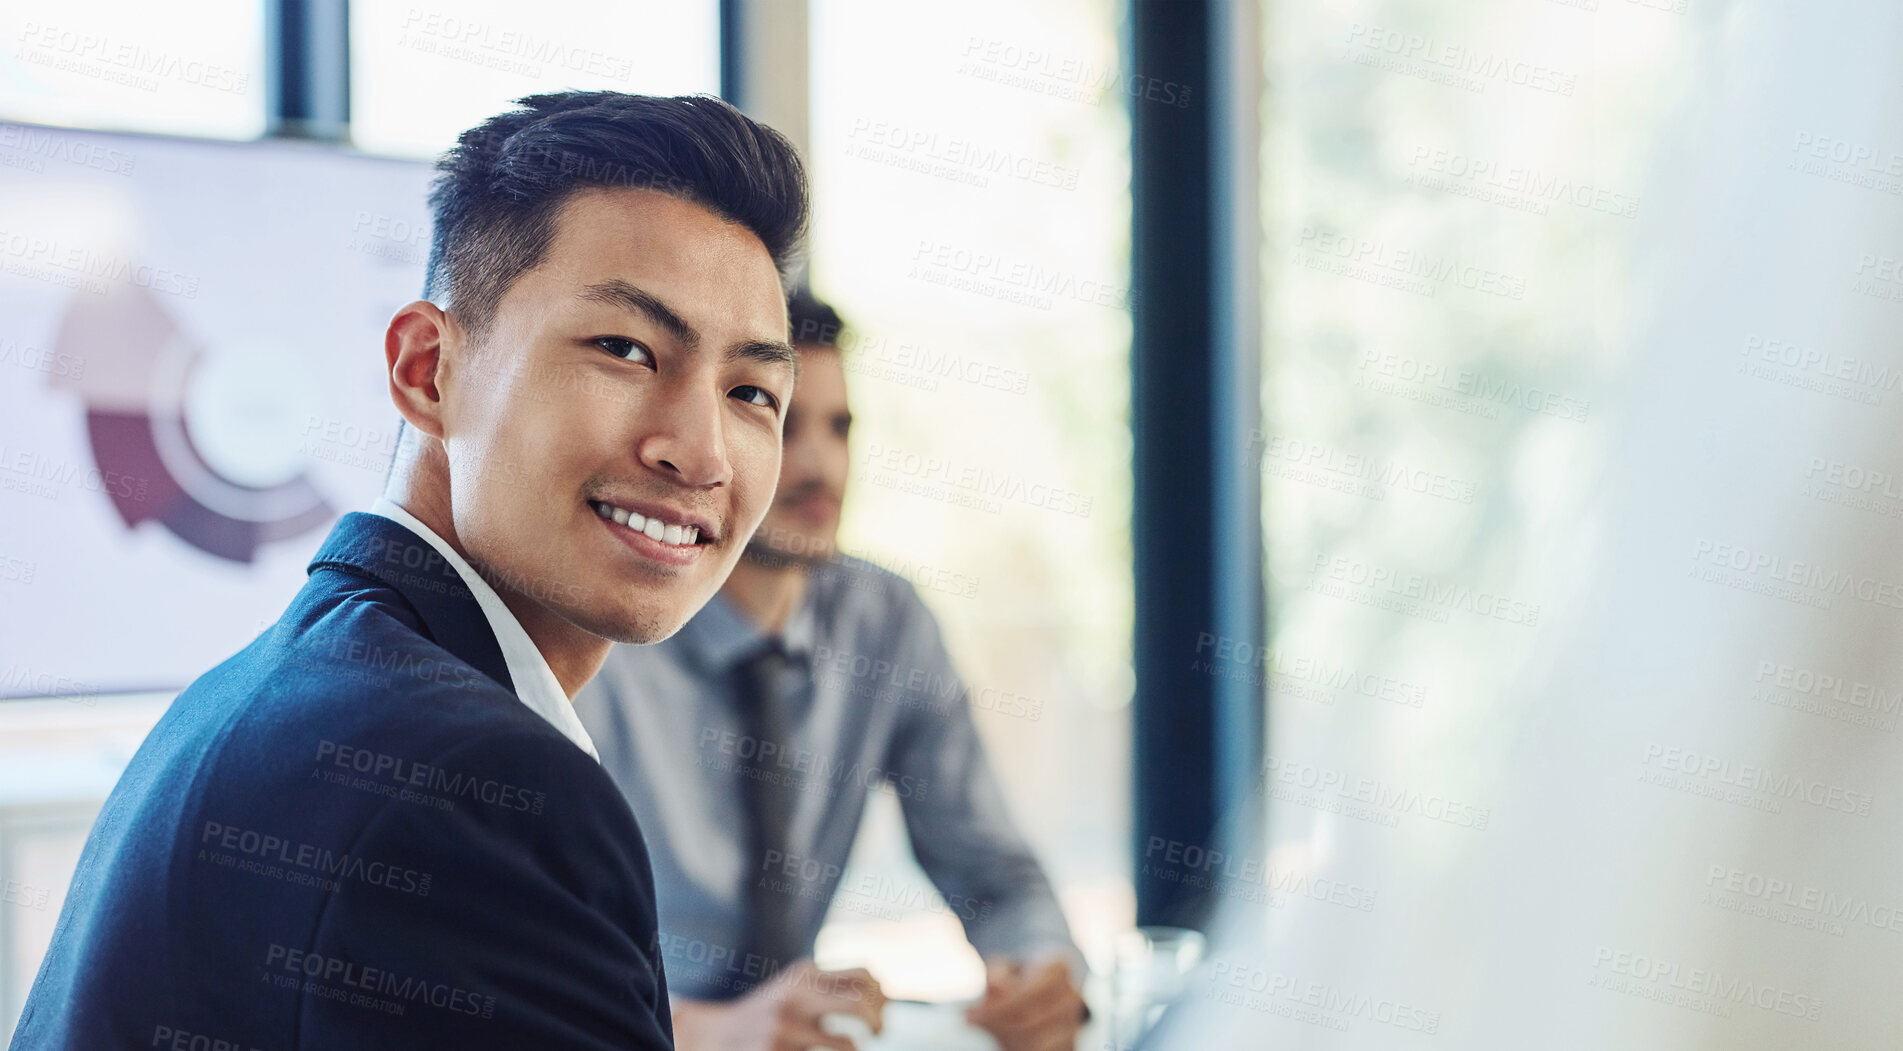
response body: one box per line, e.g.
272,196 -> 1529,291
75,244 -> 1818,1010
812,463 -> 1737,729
965,956 -> 1086,1051
672,960 -> 886,1051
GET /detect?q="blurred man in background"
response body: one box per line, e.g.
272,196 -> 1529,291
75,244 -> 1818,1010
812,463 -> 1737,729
577,289 -> 1087,1051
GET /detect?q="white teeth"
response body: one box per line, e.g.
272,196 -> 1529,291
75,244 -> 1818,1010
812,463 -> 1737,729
597,501 -> 700,546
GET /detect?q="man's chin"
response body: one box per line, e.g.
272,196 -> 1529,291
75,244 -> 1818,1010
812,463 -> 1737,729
565,599 -> 697,647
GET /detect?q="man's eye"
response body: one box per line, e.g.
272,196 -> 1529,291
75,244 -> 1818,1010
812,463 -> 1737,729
594,337 -> 653,364
732,385 -> 779,410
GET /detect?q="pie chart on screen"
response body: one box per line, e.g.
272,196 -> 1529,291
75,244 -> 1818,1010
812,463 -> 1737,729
47,285 -> 335,563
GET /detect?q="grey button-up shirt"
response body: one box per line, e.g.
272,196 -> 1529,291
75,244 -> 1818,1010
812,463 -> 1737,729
574,555 -> 1081,1001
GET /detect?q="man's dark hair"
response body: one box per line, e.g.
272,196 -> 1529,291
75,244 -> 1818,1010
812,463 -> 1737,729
423,90 -> 809,336
788,286 -> 846,350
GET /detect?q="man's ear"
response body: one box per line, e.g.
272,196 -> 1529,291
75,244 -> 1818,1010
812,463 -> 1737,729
386,300 -> 454,441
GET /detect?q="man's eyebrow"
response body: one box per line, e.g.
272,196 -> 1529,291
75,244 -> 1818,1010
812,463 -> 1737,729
580,279 -> 795,375
729,339 -> 800,376
578,279 -> 698,348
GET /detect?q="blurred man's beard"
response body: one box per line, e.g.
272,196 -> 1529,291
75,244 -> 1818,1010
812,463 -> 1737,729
741,533 -> 834,570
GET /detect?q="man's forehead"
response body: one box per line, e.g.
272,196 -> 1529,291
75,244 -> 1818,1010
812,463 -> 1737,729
539,200 -> 785,332
554,188 -> 775,277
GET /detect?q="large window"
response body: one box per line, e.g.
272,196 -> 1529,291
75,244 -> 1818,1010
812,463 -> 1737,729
349,0 -> 720,157
0,0 -> 267,140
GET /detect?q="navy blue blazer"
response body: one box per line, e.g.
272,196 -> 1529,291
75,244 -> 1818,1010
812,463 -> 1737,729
10,512 -> 674,1050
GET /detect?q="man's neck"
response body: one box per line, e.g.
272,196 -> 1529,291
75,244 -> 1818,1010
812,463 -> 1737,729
721,554 -> 809,635
501,593 -> 612,701
380,484 -> 609,700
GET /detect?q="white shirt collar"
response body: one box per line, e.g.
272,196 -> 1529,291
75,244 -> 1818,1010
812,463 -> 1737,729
367,497 -> 599,763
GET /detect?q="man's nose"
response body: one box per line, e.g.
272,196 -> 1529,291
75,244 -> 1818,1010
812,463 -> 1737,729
639,385 -> 731,487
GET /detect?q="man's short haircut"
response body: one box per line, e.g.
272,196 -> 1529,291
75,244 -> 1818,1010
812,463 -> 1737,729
788,286 -> 846,350
423,91 -> 810,337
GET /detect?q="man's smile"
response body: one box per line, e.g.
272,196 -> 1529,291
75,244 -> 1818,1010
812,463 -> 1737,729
590,497 -> 720,568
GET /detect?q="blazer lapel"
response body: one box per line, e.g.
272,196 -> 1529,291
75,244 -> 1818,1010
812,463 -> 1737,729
305,512 -> 515,694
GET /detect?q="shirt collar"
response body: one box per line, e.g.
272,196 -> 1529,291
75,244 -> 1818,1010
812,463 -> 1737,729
368,497 -> 599,763
678,572 -> 822,674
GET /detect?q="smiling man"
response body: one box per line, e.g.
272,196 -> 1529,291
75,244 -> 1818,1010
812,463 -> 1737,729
10,92 -> 805,1050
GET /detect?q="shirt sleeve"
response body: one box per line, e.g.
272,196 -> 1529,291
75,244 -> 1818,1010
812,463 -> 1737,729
879,592 -> 1087,976
295,728 -> 675,1050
